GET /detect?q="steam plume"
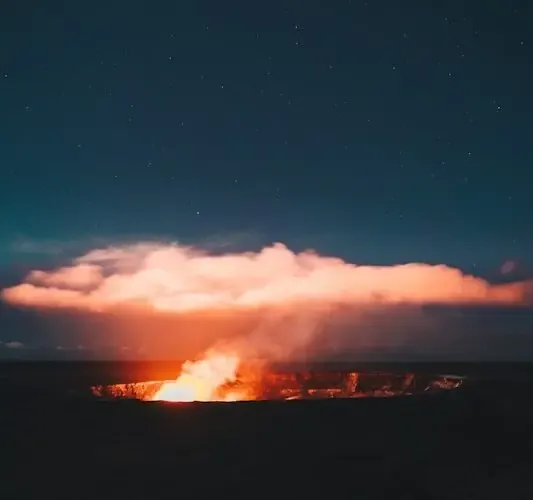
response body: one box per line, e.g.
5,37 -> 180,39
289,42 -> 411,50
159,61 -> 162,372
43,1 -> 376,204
1,242 -> 529,360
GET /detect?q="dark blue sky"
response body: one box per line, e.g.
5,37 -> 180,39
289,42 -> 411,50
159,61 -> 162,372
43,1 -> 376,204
1,1 -> 532,358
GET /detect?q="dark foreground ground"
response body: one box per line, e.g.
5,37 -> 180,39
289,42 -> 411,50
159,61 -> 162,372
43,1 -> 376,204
1,362 -> 533,499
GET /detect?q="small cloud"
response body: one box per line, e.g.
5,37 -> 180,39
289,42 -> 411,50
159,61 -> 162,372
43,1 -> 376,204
5,341 -> 24,349
56,344 -> 85,351
501,260 -> 517,275
10,238 -> 71,256
8,235 -> 127,257
198,231 -> 265,251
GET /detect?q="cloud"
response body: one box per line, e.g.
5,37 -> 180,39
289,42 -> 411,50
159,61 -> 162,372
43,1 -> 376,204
195,231 -> 265,251
27,264 -> 103,290
4,341 -> 24,349
2,242 -> 528,311
7,234 -> 180,258
1,242 -> 530,361
501,260 -> 517,275
9,238 -> 69,256
55,344 -> 85,351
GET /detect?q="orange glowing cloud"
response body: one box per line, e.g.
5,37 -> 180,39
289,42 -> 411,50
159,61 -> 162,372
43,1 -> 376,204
1,242 -> 528,313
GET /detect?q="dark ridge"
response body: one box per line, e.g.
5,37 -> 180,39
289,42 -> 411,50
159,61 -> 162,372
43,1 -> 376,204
2,362 -> 533,499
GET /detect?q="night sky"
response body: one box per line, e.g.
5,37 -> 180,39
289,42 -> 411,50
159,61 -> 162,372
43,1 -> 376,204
1,1 -> 532,359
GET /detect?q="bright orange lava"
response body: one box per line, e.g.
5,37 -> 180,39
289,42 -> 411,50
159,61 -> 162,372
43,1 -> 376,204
151,352 -> 245,402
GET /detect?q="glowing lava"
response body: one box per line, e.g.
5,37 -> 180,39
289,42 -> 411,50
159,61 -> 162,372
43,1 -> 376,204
151,352 -> 243,402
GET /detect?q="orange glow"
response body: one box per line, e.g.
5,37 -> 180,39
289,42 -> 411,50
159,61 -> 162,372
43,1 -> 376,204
151,351 -> 245,402
91,370 -> 465,402
2,241 -> 530,365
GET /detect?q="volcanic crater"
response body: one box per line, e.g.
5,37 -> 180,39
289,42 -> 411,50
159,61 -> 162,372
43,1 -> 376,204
91,368 -> 465,402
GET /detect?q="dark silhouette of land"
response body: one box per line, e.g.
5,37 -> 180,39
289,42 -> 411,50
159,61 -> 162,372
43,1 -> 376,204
2,361 -> 533,499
